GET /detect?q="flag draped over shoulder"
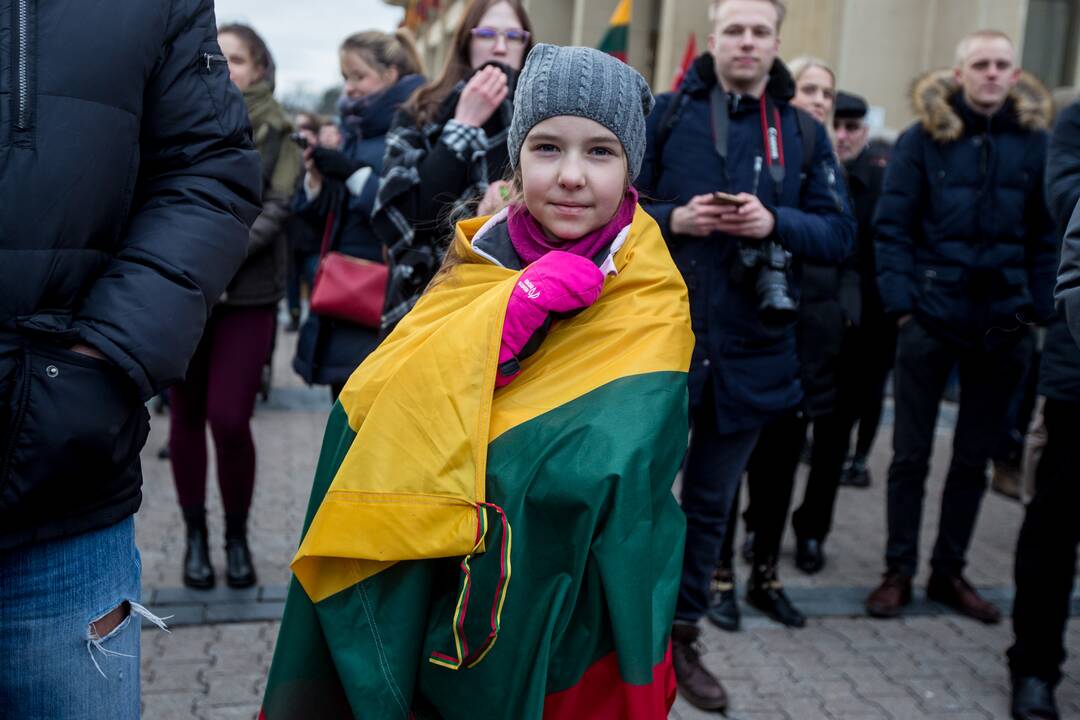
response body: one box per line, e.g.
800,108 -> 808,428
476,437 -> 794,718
261,206 -> 694,720
598,0 -> 631,62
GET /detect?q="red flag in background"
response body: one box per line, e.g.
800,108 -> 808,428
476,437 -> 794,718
671,33 -> 697,91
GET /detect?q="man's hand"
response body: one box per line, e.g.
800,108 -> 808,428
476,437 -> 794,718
477,180 -> 512,217
453,66 -> 508,128
897,314 -> 913,328
670,194 -> 732,237
70,343 -> 107,361
712,194 -> 776,240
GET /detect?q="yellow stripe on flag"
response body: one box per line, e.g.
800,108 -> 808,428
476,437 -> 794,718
610,0 -> 632,26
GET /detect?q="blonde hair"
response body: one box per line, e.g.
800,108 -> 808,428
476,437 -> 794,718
787,56 -> 835,87
711,0 -> 787,31
341,29 -> 424,78
954,30 -> 1014,67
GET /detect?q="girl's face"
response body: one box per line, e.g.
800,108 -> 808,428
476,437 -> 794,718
340,50 -> 397,100
219,32 -> 263,92
793,65 -> 835,124
469,1 -> 528,71
519,115 -> 627,242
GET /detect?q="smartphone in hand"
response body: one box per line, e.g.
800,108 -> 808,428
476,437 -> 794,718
708,192 -> 747,207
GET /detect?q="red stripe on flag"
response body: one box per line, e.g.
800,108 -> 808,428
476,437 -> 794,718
542,643 -> 676,719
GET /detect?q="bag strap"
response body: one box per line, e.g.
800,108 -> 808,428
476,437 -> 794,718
318,210 -> 337,258
651,86 -> 690,184
794,107 -> 817,177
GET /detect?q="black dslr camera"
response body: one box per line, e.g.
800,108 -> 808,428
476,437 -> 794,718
734,239 -> 797,327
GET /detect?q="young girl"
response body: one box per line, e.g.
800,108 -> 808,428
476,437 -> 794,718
263,45 -> 693,719
292,30 -> 426,400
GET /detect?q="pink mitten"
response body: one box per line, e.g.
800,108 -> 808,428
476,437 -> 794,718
496,251 -> 605,387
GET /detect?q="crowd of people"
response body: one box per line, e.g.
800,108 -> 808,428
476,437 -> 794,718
2,0 -> 1079,718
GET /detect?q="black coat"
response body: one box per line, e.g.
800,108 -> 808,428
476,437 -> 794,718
294,74 -> 425,387
874,71 -> 1057,348
637,54 -> 855,432
1039,100 -> 1080,402
0,0 -> 262,549
846,146 -> 890,322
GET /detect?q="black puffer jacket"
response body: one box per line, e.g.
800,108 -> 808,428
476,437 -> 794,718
874,71 -> 1057,347
0,0 -> 262,548
1039,100 -> 1080,402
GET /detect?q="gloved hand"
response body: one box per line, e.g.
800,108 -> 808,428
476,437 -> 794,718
496,251 -> 605,388
312,147 -> 364,181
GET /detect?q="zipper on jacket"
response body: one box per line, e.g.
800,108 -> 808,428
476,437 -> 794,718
202,52 -> 228,73
12,0 -> 32,134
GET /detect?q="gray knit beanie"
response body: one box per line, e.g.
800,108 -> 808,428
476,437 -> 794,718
508,44 -> 655,181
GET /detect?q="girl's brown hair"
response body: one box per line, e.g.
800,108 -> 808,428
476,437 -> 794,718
402,0 -> 534,127
341,29 -> 425,79
218,23 -> 275,87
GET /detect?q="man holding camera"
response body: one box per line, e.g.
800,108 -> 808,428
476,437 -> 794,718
867,30 -> 1056,624
637,0 -> 854,710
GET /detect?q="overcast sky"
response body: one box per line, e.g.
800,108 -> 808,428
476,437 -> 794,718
214,0 -> 404,99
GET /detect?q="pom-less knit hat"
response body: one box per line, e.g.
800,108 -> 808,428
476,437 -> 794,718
508,44 -> 655,181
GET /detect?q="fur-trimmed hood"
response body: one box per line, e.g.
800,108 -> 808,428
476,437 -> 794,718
911,69 -> 1052,143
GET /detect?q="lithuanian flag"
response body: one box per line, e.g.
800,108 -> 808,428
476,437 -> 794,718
261,206 -> 693,719
598,0 -> 631,62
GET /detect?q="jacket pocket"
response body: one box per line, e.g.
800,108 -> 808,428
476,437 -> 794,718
0,344 -> 149,515
915,265 -> 968,331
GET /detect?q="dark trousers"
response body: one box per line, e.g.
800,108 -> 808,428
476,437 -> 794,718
169,304 -> 277,517
1008,398 -> 1080,685
885,318 -> 1031,577
676,389 -> 761,622
847,320 -> 897,460
286,251 -> 319,318
720,411 -> 807,567
791,410 -> 852,542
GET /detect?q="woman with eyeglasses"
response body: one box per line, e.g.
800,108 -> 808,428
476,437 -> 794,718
373,0 -> 534,333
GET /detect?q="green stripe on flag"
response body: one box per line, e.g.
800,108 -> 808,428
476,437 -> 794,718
264,371 -> 687,719
598,25 -> 629,58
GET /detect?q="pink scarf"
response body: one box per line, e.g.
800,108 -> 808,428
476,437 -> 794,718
507,187 -> 638,266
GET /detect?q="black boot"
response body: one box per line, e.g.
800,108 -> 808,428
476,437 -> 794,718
706,566 -> 741,632
225,513 -> 257,588
747,562 -> 806,628
795,537 -> 826,574
1011,675 -> 1059,719
840,455 -> 871,487
182,508 -> 215,589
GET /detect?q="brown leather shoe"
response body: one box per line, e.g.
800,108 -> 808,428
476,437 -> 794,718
865,571 -> 912,618
927,573 -> 1001,624
671,622 -> 728,711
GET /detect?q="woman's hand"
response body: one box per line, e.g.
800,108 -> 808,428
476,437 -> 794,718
303,146 -> 322,196
453,66 -> 509,128
477,181 -> 512,217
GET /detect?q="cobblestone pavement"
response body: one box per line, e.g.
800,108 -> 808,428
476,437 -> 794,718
138,329 -> 1079,719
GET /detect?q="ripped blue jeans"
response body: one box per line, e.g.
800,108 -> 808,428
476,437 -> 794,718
0,517 -> 165,719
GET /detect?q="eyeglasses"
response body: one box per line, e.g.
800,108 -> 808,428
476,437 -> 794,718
470,27 -> 530,45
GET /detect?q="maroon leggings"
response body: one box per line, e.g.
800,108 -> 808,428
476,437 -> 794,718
169,304 -> 276,516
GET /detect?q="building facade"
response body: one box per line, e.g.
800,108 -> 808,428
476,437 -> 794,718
386,0 -> 1079,132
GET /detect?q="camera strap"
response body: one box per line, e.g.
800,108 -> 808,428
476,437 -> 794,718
758,94 -> 786,194
708,85 -> 729,165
